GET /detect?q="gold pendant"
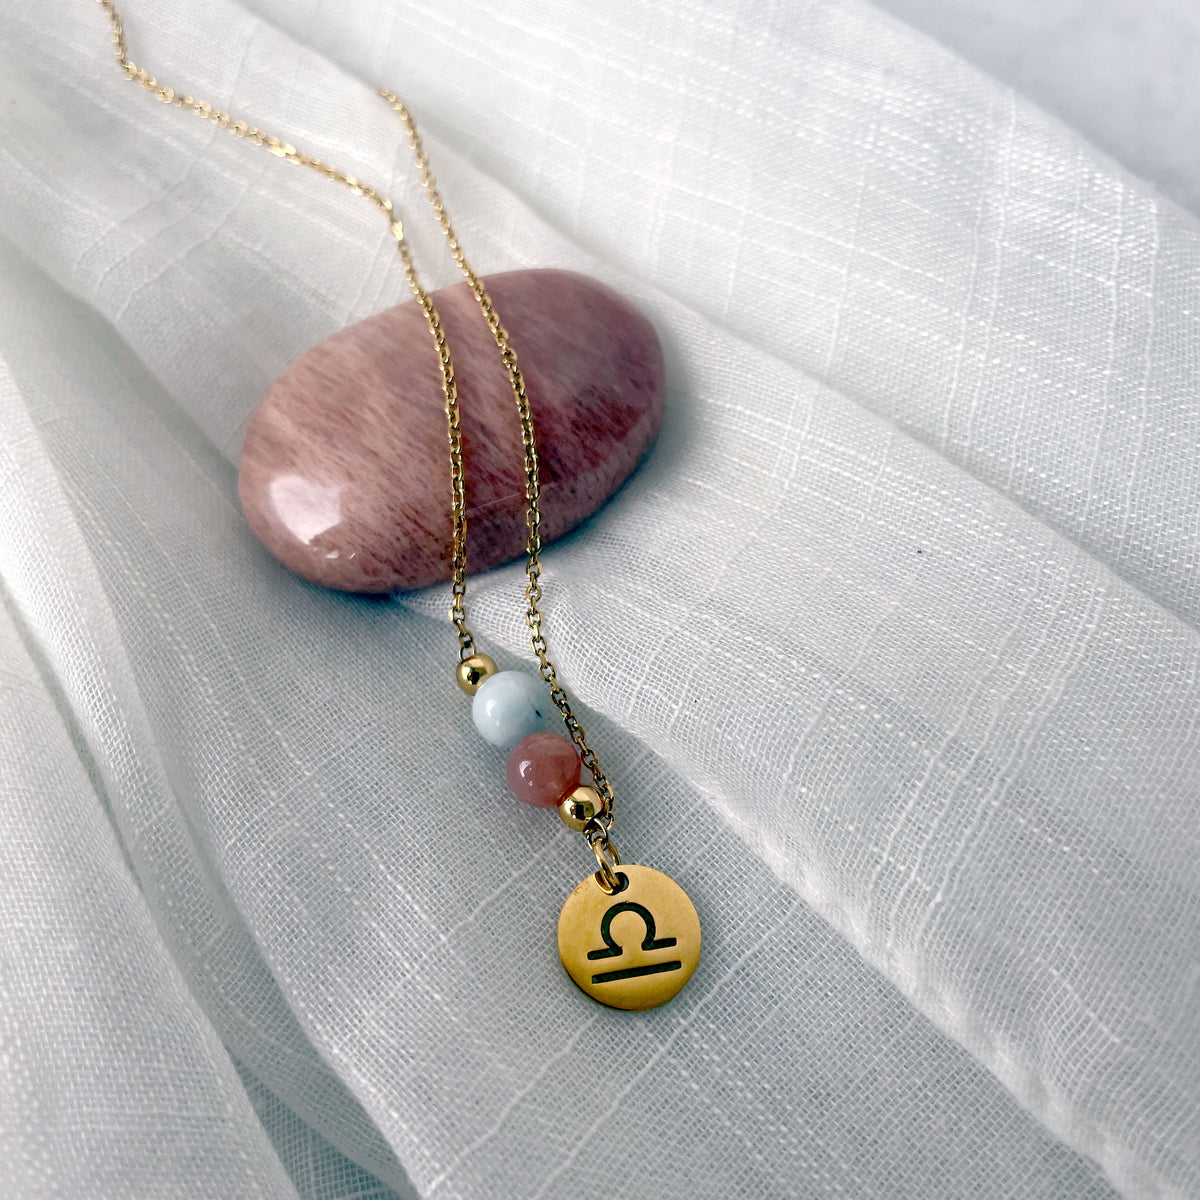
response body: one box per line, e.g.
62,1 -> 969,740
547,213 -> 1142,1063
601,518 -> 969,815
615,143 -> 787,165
557,864 -> 701,1010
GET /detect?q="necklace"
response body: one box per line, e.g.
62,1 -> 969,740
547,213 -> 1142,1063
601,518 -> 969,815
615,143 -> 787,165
96,0 -> 701,1011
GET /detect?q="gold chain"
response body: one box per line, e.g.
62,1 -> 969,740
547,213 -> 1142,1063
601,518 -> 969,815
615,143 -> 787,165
96,0 -> 617,836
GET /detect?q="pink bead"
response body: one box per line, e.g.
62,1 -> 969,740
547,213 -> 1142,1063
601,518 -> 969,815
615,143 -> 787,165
506,733 -> 582,809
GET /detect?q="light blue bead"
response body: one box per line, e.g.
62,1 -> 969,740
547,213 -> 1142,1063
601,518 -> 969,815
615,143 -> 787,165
472,671 -> 554,749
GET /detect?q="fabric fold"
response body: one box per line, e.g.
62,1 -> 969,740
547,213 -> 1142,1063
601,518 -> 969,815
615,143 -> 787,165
0,237 -> 419,1197
0,359 -> 299,1200
0,1 -> 1197,1197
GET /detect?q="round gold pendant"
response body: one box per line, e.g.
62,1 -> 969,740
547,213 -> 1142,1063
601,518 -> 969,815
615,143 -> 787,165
557,864 -> 701,1011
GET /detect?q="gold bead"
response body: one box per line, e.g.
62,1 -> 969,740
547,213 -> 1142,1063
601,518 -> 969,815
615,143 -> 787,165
558,785 -> 604,831
455,653 -> 497,695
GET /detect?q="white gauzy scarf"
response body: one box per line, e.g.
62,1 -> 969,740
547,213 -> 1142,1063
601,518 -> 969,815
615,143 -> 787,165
0,1 -> 1197,1197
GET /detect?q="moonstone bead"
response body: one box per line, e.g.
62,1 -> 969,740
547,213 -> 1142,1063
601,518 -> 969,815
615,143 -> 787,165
238,269 -> 665,593
506,733 -> 582,808
471,671 -> 554,749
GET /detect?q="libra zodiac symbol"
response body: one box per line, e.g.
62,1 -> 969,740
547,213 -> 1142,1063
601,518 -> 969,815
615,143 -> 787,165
587,900 -> 683,985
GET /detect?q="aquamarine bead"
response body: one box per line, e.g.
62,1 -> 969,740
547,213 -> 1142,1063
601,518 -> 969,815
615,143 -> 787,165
471,671 -> 554,749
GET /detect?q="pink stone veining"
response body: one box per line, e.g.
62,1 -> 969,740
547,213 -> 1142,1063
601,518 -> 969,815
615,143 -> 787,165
506,732 -> 582,808
238,269 -> 665,593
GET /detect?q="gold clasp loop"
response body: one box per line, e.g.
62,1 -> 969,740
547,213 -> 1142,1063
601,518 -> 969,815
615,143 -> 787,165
589,833 -> 624,894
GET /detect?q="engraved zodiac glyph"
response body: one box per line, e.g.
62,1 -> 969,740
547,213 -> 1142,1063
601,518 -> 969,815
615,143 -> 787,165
586,900 -> 683,984
558,864 -> 701,1011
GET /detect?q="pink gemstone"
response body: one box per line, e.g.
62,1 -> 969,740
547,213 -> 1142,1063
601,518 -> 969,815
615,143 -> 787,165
506,733 -> 582,809
238,269 -> 664,593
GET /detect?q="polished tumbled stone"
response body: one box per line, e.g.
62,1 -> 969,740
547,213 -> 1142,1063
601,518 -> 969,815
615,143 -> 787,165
238,269 -> 665,593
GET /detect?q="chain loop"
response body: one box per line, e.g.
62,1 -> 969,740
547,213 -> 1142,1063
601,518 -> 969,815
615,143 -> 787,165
95,0 -> 479,661
589,835 -> 624,895
96,0 -> 617,836
378,89 -> 616,818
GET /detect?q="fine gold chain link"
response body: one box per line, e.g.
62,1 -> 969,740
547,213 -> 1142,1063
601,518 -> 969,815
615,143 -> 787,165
376,90 -> 616,824
95,0 -> 617,837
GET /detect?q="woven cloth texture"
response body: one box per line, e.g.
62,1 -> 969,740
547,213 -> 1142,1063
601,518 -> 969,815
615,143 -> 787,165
0,1 -> 1197,1197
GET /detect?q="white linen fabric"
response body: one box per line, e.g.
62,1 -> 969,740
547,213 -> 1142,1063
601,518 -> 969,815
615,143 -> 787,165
873,0 -> 1200,222
1,1 -> 1197,1198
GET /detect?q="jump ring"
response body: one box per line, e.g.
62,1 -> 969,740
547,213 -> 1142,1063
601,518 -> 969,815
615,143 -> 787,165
590,835 -> 624,895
